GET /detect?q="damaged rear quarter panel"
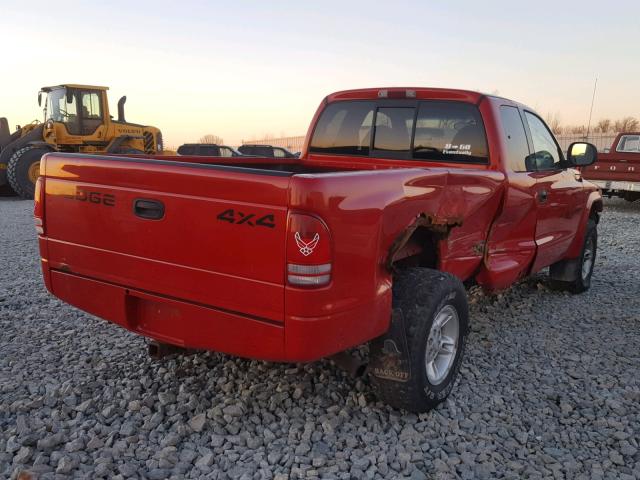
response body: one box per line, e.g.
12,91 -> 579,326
285,167 -> 504,348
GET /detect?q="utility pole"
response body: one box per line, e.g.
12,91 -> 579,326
585,77 -> 598,139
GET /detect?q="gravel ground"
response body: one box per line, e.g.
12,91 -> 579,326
1,197 -> 639,480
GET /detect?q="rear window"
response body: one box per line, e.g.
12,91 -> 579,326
309,101 -> 375,155
310,100 -> 488,163
413,102 -> 487,163
373,108 -> 415,152
617,135 -> 640,153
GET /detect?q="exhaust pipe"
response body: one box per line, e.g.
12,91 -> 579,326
148,340 -> 193,359
117,96 -> 127,123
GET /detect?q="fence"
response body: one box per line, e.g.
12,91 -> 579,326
246,133 -> 620,155
241,136 -> 305,153
555,133 -> 617,153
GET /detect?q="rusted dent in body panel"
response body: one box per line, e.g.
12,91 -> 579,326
386,213 -> 463,270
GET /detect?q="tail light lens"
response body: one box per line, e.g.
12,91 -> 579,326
287,213 -> 332,287
34,177 -> 45,235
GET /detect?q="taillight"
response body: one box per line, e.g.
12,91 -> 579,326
287,213 -> 332,287
34,177 -> 45,235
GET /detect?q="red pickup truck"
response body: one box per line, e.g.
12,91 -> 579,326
35,88 -> 602,412
582,132 -> 640,202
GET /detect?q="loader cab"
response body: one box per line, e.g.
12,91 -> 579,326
40,85 -> 108,137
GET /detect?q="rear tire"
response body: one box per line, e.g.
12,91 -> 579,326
550,218 -> 597,294
7,146 -> 49,199
370,268 -> 469,413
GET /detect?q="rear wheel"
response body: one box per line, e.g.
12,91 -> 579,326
7,146 -> 50,199
370,268 -> 469,413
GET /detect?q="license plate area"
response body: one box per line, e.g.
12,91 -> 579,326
126,292 -> 185,346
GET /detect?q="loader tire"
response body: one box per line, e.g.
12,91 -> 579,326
370,268 -> 469,413
7,146 -> 49,199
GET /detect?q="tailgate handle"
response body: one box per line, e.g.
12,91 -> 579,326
133,199 -> 165,220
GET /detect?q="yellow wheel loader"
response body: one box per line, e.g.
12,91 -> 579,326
0,84 -> 164,198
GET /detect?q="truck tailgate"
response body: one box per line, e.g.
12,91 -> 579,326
584,154 -> 640,184
42,153 -> 290,322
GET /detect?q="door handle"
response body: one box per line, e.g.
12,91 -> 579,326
133,198 -> 165,220
538,189 -> 548,203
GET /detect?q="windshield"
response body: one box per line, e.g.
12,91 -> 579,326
45,89 -> 78,123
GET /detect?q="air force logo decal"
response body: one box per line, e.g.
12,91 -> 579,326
295,232 -> 319,256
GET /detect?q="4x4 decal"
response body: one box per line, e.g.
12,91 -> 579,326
217,209 -> 275,228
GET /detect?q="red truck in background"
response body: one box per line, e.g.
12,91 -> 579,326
583,132 -> 640,202
34,88 -> 602,413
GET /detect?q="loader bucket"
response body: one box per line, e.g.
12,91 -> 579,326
0,118 -> 10,150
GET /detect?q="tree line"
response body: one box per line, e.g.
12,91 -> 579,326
545,114 -> 639,135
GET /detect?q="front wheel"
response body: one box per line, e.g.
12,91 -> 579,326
6,145 -> 50,199
369,268 -> 469,413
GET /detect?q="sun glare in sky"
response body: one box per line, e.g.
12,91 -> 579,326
3,0 -> 639,147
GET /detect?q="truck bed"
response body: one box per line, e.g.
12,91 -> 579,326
106,153 -> 344,174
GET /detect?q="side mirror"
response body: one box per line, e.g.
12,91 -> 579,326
567,142 -> 597,167
38,92 -> 42,107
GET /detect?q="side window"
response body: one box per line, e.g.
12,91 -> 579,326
373,107 -> 415,152
617,135 -> 640,152
499,106 -> 530,172
79,91 -> 102,135
524,112 -> 562,170
413,102 -> 488,163
309,101 -> 375,155
177,145 -> 194,155
80,92 -> 102,119
220,147 -> 233,157
201,146 -> 220,156
273,148 -> 286,158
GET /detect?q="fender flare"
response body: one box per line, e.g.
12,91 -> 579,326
565,191 -> 603,259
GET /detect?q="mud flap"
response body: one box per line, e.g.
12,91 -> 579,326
549,257 -> 580,282
369,309 -> 412,382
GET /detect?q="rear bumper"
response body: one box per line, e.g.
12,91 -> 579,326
46,269 -> 386,362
